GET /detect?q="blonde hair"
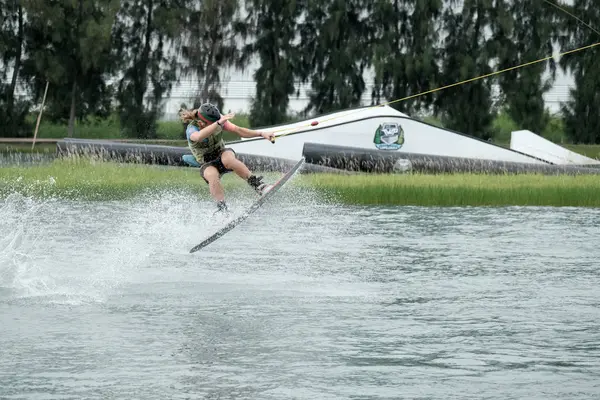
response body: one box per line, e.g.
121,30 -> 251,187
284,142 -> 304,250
179,109 -> 201,124
179,108 -> 197,124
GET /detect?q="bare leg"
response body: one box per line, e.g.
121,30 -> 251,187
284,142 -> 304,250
220,150 -> 252,179
220,150 -> 269,194
203,166 -> 225,202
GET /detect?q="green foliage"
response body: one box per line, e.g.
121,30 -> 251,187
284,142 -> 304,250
297,0 -> 373,114
562,68 -> 600,144
0,143 -> 56,154
0,157 -> 206,200
0,0 -> 29,136
417,115 -> 444,128
20,0 -> 119,133
1,0 -> 600,145
300,173 -> 600,207
1,108 -> 578,149
370,0 -> 443,115
0,94 -> 31,137
15,112 -> 250,142
112,0 -> 184,138
435,0 -> 496,140
243,0 -> 301,127
491,111 -> 520,143
560,1 -> 600,144
491,0 -> 558,134
180,0 -> 241,109
491,110 -> 567,144
563,144 -> 600,160
542,113 -> 567,144
3,157 -> 600,207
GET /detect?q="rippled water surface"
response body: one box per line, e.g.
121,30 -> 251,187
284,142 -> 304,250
1,189 -> 599,399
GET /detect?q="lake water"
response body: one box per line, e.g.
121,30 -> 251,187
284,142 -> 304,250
1,188 -> 599,399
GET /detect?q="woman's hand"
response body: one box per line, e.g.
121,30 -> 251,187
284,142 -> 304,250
260,131 -> 275,142
218,113 -> 235,124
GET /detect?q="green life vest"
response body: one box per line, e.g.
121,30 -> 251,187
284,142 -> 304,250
187,123 -> 225,162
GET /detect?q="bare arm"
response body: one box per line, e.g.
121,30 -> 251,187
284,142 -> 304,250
189,122 -> 221,142
225,121 -> 275,141
232,125 -> 263,138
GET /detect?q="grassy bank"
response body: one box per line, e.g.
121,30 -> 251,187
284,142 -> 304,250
0,143 -> 57,154
2,110 -> 600,160
562,144 -> 600,161
0,158 -> 254,201
0,141 -> 188,155
489,142 -> 600,160
13,113 -> 251,142
2,158 -> 600,207
3,140 -> 600,161
300,173 -> 600,207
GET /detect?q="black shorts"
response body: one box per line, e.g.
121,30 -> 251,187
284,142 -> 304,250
199,148 -> 236,184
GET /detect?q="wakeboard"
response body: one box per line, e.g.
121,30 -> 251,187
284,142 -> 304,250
189,157 -> 305,253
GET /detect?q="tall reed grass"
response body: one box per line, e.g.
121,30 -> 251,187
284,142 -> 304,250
0,158 -> 247,200
2,158 -> 600,207
299,173 -> 600,207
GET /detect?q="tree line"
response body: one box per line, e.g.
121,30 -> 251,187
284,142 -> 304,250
0,0 -> 598,143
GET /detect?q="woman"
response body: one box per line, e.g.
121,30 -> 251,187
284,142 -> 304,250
180,103 -> 275,214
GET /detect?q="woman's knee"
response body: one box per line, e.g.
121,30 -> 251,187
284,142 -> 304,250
202,166 -> 220,183
220,150 -> 237,168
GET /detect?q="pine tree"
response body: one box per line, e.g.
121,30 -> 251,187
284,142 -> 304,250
0,0 -> 29,136
435,0 -> 496,140
242,0 -> 301,127
21,0 -> 119,137
180,0 -> 242,111
559,0 -> 600,144
491,0 -> 559,135
297,0 -> 374,115
370,0 -> 443,115
112,0 -> 185,138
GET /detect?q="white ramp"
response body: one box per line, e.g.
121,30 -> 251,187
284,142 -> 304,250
229,105 -> 544,164
510,130 -> 600,165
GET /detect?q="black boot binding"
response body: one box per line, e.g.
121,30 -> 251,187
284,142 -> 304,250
214,200 -> 229,215
247,175 -> 267,194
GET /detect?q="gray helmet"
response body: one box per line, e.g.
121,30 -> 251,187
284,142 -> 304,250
197,103 -> 221,123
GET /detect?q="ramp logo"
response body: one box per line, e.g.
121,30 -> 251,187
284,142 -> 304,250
374,122 -> 404,150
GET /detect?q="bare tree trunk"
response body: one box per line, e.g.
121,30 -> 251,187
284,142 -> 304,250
137,0 -> 154,108
200,40 -> 216,102
68,80 -> 77,137
7,3 -> 23,120
200,2 -> 220,103
67,0 -> 85,138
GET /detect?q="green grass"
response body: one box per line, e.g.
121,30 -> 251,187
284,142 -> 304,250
299,172 -> 600,207
19,113 -> 250,141
563,144 -> 600,160
488,142 -> 600,161
0,157 -> 251,200
0,143 -> 57,154
5,111 -> 600,162
3,139 -> 598,161
491,112 -> 521,143
2,157 -> 600,207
